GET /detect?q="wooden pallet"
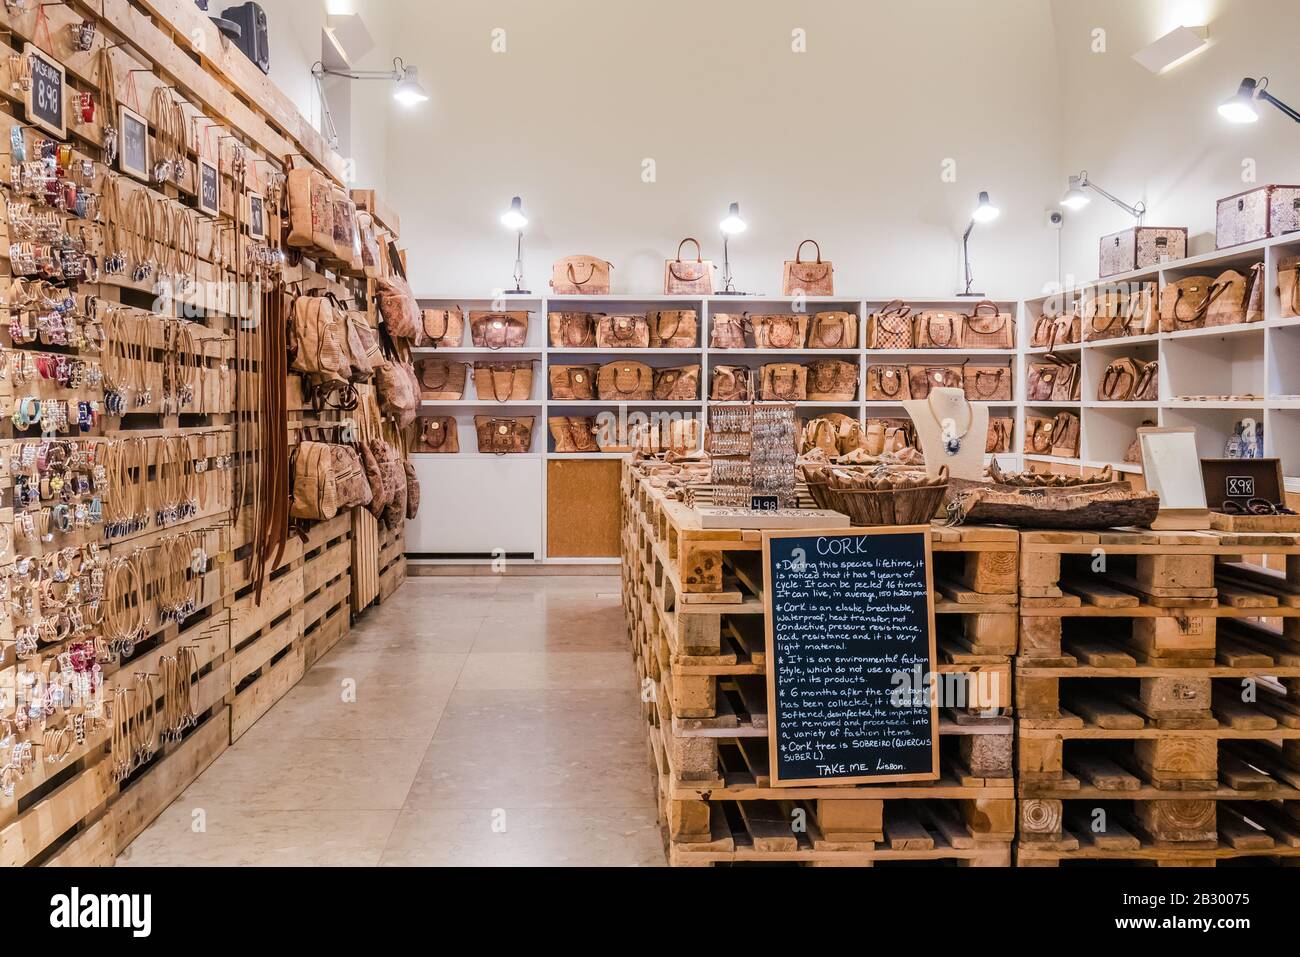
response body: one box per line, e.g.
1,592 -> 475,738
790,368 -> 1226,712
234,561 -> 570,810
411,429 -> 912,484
623,462 -> 1015,866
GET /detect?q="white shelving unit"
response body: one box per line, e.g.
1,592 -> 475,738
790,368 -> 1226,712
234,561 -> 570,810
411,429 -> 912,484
1021,232 -> 1300,488
408,293 -> 1020,563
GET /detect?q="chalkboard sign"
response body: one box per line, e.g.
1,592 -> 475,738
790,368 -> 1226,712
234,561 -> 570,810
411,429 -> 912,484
119,105 -> 150,182
763,526 -> 938,785
25,45 -> 66,138
247,192 -> 266,241
198,158 -> 220,217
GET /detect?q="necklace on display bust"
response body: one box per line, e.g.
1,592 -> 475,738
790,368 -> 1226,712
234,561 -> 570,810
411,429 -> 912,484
928,393 -> 972,456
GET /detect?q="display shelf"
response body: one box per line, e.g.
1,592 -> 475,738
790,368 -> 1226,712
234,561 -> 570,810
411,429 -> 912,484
420,399 -> 542,407
412,346 -> 542,355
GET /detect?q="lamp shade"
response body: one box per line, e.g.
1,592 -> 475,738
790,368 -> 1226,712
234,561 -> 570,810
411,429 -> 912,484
719,202 -> 747,235
1219,77 -> 1260,123
393,65 -> 429,105
970,191 -> 1000,224
500,196 -> 527,230
1060,174 -> 1091,210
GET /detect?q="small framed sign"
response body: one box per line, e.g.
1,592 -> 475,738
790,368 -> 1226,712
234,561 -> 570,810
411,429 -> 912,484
197,158 -> 220,217
247,191 -> 266,241
118,104 -> 149,181
24,44 -> 66,138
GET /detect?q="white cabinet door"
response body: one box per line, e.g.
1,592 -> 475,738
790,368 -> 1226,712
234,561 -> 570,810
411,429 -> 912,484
406,456 -> 543,557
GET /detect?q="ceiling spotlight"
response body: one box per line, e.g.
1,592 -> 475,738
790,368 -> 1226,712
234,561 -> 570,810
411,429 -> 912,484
719,202 -> 747,235
1060,175 -> 1091,210
393,64 -> 429,106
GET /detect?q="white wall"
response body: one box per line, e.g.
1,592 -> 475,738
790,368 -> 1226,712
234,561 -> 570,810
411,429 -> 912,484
1051,0 -> 1300,286
378,0 -> 1064,298
254,0 -> 391,194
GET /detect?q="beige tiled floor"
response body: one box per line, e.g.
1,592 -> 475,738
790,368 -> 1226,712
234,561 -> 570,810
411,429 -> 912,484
116,576 -> 666,867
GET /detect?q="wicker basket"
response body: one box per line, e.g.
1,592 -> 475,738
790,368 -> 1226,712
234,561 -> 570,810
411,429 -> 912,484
812,466 -> 949,527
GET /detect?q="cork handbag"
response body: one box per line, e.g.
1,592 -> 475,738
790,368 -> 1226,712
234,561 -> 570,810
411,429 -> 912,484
548,364 -> 598,400
710,365 -> 752,401
1281,256 -> 1300,319
421,308 -> 464,348
760,362 -> 808,400
985,417 -> 1014,454
330,443 -> 373,509
915,310 -> 964,349
1050,411 -> 1081,458
550,255 -> 612,295
963,300 -> 1015,349
866,300 -> 915,350
597,360 -> 653,400
907,364 -> 961,399
663,238 -> 713,295
1132,360 -> 1159,402
472,361 -> 534,402
1026,361 -> 1059,402
806,359 -> 857,401
1098,357 -> 1140,401
1206,265 -> 1265,326
808,311 -> 858,349
289,440 -> 339,521
474,416 -> 534,454
1159,275 -> 1218,331
375,275 -> 420,340
595,314 -> 650,348
866,364 -> 910,400
1030,310 -> 1077,351
752,314 -> 809,349
801,417 -> 841,456
647,310 -> 698,348
1122,282 -> 1159,336
547,311 -> 598,347
1083,288 -> 1127,341
652,365 -> 700,401
286,165 -> 334,254
1049,356 -> 1081,402
781,239 -> 834,295
415,416 -> 459,453
375,357 -> 418,428
417,358 -> 468,400
470,311 -> 530,349
709,313 -> 749,349
549,416 -> 599,453
963,365 -> 1012,402
1024,417 -> 1055,455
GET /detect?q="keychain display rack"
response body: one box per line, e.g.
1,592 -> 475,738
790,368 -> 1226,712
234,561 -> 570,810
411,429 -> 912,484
0,0 -> 411,867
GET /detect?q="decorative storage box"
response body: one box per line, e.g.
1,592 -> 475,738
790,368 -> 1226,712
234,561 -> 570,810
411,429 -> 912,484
1216,185 -> 1300,248
1099,226 -> 1187,278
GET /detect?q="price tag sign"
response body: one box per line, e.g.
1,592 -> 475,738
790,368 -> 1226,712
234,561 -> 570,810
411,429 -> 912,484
1227,475 -> 1255,498
750,495 -> 780,511
198,158 -> 220,217
24,45 -> 66,139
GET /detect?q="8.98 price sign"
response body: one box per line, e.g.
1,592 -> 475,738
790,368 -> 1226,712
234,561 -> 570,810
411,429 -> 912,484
25,45 -> 67,138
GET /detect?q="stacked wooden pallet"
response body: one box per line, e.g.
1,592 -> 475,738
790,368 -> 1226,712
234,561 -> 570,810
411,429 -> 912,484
621,462 -> 1016,866
1016,528 -> 1300,866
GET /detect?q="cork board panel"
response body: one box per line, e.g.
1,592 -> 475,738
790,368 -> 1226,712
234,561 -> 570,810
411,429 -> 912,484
547,459 -> 622,558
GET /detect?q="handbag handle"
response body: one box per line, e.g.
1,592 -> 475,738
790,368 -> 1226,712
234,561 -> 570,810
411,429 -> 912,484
813,313 -> 844,346
1134,361 -> 1157,398
655,312 -> 682,342
614,364 -> 642,396
795,239 -> 822,264
567,261 -> 598,286
926,314 -> 955,347
675,238 -> 702,262
490,365 -> 512,403
1289,265 -> 1300,314
876,367 -> 902,397
766,316 -> 797,348
970,299 -> 1000,319
1197,279 -> 1230,320
770,367 -> 799,399
974,369 -> 1003,397
878,299 -> 911,319
611,316 -> 637,341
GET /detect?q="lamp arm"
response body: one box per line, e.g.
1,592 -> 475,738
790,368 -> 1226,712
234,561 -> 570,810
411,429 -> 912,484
1260,89 -> 1300,124
1083,178 -> 1146,222
962,220 -> 974,295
